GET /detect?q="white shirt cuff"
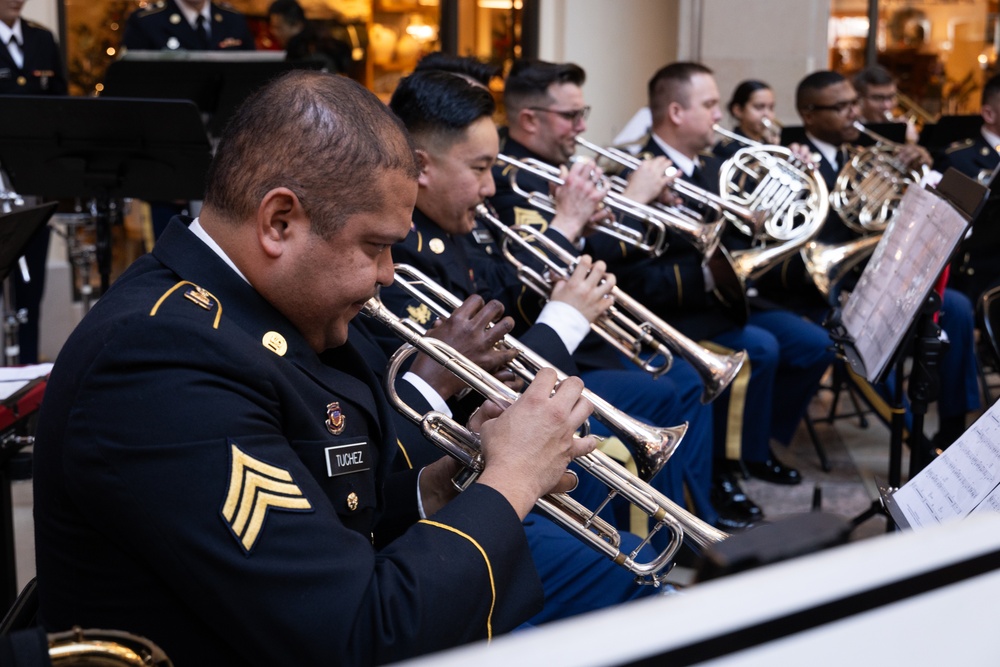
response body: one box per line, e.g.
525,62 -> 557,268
536,300 -> 591,354
401,372 -> 452,418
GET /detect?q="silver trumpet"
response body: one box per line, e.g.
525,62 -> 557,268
496,152 -> 723,258
388,262 -> 687,481
574,136 -> 766,239
475,204 -> 747,403
362,295 -> 690,585
801,234 -> 883,299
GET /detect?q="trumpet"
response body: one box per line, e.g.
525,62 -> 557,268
474,204 -> 747,403
830,121 -> 927,233
362,295 -> 691,585
387,262 -> 688,480
496,152 -> 723,258
574,136 -> 768,238
48,626 -> 173,666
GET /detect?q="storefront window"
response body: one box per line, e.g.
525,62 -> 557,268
830,0 -> 999,120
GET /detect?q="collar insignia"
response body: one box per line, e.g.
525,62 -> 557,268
169,13 -> 181,24
262,331 -> 287,356
183,285 -> 215,310
326,401 -> 346,435
221,443 -> 313,553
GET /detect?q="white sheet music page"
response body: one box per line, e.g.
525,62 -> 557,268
841,186 -> 969,383
893,398 -> 1000,528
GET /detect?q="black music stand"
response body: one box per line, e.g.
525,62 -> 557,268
919,114 -> 982,158
780,122 -> 905,148
826,170 -> 987,529
1,203 -> 58,367
103,52 -> 325,136
0,96 -> 212,293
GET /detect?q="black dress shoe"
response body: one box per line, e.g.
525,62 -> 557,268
744,450 -> 802,485
711,470 -> 763,530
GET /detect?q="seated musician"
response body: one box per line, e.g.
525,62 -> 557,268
935,72 -> 1000,303
712,79 -> 780,160
31,71 -> 598,665
375,58 -> 737,550
487,58 -> 761,533
762,70 -> 979,449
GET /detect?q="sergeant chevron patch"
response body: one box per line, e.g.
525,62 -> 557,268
221,442 -> 313,553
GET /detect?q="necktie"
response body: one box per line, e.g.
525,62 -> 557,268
195,15 -> 210,49
6,37 -> 23,69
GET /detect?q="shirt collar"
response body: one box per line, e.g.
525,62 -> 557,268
982,127 -> 1000,154
0,19 -> 23,47
650,132 -> 697,177
805,132 -> 840,169
189,217 -> 250,284
176,2 -> 212,31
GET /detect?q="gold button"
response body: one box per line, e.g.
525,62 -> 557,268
346,492 -> 359,511
16,76 -> 26,86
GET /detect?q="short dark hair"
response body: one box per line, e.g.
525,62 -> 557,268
647,61 -> 713,122
983,73 -> 1000,107
503,59 -> 585,113
267,0 -> 305,25
852,65 -> 895,95
203,71 -> 418,239
390,69 -> 496,150
414,52 -> 501,88
796,70 -> 847,112
727,79 -> 771,115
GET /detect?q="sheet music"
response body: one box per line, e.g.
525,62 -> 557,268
841,186 -> 969,382
893,398 -> 1000,528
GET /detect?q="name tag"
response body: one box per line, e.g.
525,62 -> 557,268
0,68 -> 10,80
471,227 -> 493,245
325,440 -> 370,477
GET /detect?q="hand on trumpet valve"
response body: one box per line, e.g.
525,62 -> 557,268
549,160 -> 609,243
620,155 -> 677,205
549,254 -> 617,324
410,295 -> 519,400
476,368 -> 597,518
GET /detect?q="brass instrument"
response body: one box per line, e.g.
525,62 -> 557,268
474,205 -> 747,403
574,136 -> 767,241
496,153 -> 723,258
801,234 -> 882,298
830,121 -> 927,233
386,262 -> 687,480
48,627 -> 173,666
713,124 -> 830,245
363,295 -> 691,585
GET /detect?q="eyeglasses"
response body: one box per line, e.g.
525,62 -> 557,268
528,106 -> 591,124
808,99 -> 860,114
865,93 -> 898,104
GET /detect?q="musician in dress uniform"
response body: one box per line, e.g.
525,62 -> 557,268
0,0 -> 66,364
769,70 -> 980,448
622,62 -> 833,494
712,80 -> 778,161
935,73 -> 1000,304
32,71 -> 597,666
122,0 -> 255,52
489,59 -> 753,534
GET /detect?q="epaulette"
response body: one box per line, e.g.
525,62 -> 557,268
22,19 -> 46,30
135,1 -> 167,18
718,136 -> 735,147
149,280 -> 223,329
945,138 -> 974,154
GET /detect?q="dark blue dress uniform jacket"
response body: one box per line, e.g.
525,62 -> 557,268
32,219 -> 542,666
122,0 -> 255,51
0,20 -> 66,94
